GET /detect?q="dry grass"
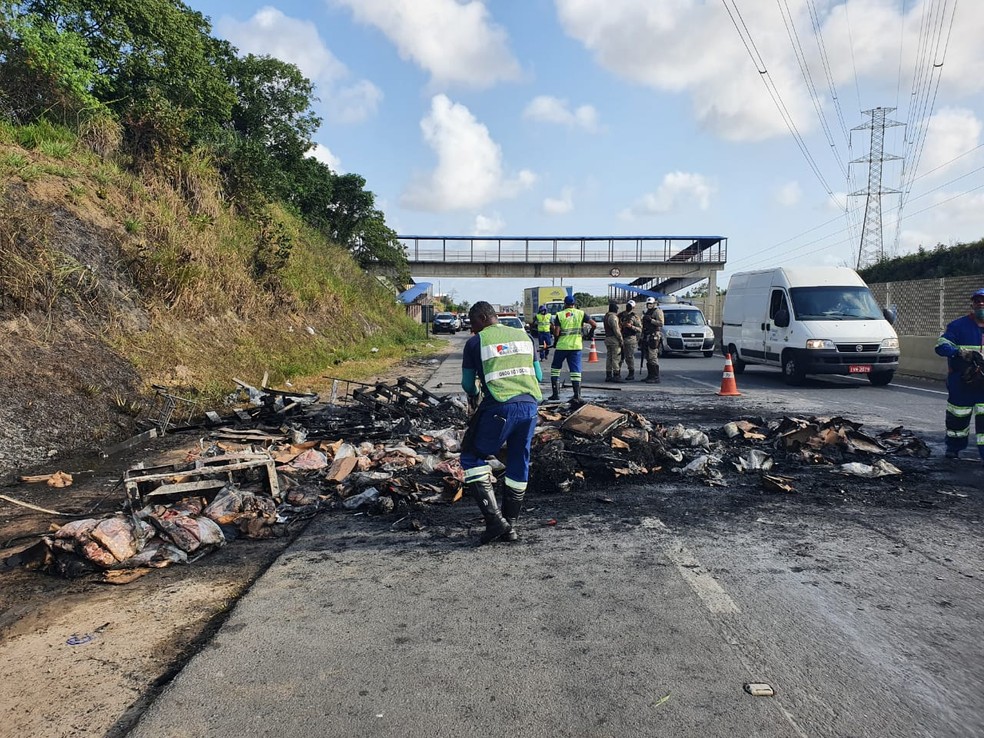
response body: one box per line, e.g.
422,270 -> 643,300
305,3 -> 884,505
1,122 -> 423,404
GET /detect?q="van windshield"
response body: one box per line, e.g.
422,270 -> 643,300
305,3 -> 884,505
789,287 -> 883,320
664,309 -> 706,326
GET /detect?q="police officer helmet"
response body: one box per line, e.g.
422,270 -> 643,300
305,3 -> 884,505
645,297 -> 656,306
563,295 -> 576,306
626,299 -> 635,308
538,305 -> 548,313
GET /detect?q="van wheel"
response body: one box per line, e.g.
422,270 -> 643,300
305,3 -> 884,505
868,371 -> 894,387
728,345 -> 745,374
782,352 -> 805,385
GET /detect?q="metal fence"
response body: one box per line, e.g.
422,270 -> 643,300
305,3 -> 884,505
868,273 -> 984,336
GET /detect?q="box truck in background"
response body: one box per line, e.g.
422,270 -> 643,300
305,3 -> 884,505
523,286 -> 573,322
721,266 -> 900,386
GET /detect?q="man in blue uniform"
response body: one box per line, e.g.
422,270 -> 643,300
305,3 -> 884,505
935,288 -> 984,460
461,301 -> 542,544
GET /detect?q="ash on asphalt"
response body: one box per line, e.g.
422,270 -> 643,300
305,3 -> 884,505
297,394 -> 983,556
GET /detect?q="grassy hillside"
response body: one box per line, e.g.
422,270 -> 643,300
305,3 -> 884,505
0,120 -> 429,470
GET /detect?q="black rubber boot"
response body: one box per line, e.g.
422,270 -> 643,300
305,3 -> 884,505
605,372 -> 613,383
548,378 -> 560,401
645,366 -> 660,383
501,493 -> 522,542
468,477 -> 512,545
572,381 -> 581,401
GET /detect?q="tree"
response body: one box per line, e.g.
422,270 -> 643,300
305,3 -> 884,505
0,4 -> 107,122
573,291 -> 609,308
226,54 -> 320,165
11,0 -> 236,148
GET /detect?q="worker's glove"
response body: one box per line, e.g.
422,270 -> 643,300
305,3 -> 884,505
467,393 -> 480,412
957,348 -> 981,363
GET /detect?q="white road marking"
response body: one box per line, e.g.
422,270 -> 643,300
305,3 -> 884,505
839,376 -> 948,395
642,517 -> 739,614
676,375 -> 725,390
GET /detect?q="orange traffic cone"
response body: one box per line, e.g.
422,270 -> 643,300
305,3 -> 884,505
717,354 -> 742,396
587,339 -> 599,363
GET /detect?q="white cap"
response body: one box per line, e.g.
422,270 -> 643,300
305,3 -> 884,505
626,299 -> 635,307
646,297 -> 656,305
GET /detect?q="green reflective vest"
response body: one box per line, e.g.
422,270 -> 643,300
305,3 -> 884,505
479,325 -> 542,402
555,308 -> 585,350
536,313 -> 552,332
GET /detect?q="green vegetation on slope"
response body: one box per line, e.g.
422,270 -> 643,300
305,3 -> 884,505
859,238 -> 984,283
0,121 -> 425,400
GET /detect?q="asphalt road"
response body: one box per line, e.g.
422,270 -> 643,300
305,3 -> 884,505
130,339 -> 983,738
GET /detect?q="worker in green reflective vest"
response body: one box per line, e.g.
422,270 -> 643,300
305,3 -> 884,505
548,294 -> 597,403
461,301 -> 543,544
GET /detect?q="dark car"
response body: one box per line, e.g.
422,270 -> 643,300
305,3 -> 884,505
433,312 -> 459,334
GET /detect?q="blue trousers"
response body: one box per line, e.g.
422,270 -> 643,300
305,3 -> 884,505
945,374 -> 984,459
461,402 -> 538,491
550,348 -> 583,379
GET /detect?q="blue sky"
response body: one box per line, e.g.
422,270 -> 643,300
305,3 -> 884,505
191,0 -> 984,305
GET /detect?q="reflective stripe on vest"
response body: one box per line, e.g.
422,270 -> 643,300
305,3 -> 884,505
536,313 -> 551,332
555,309 -> 584,350
479,325 -> 542,402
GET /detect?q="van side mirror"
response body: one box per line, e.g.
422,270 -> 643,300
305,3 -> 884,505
774,308 -> 790,328
882,306 -> 897,325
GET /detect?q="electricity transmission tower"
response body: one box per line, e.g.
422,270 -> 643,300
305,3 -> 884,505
849,107 -> 903,268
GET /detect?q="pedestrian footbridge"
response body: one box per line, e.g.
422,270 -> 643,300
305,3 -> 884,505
398,235 -> 727,298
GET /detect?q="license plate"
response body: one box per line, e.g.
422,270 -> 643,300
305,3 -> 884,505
848,365 -> 871,373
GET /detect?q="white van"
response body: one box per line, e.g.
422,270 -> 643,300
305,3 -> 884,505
721,267 -> 900,386
658,303 -> 716,357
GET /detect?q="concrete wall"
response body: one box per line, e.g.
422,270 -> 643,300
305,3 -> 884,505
709,327 -> 947,381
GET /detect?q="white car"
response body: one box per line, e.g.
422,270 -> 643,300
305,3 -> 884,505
658,304 -> 716,357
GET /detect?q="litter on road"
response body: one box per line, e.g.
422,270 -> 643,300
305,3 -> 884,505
4,377 -> 938,580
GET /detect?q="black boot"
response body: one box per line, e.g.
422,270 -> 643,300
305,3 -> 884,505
626,372 -> 635,381
645,365 -> 660,383
572,381 -> 581,402
605,371 -> 614,383
468,477 -> 512,545
548,378 -> 560,401
501,493 -> 522,542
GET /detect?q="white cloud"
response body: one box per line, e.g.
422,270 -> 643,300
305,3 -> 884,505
776,181 -> 802,207
307,143 -> 342,172
401,95 -> 536,212
621,172 -> 715,218
217,6 -> 381,123
474,213 -> 505,235
543,187 -> 574,215
523,96 -> 600,132
912,108 -> 982,178
555,0 -> 984,143
329,0 -> 520,88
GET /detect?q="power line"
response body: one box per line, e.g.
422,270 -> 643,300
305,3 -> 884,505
806,0 -> 850,147
842,0 -> 864,112
719,0 -> 846,210
776,0 -> 848,178
731,156 -> 984,271
734,177 -> 984,271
